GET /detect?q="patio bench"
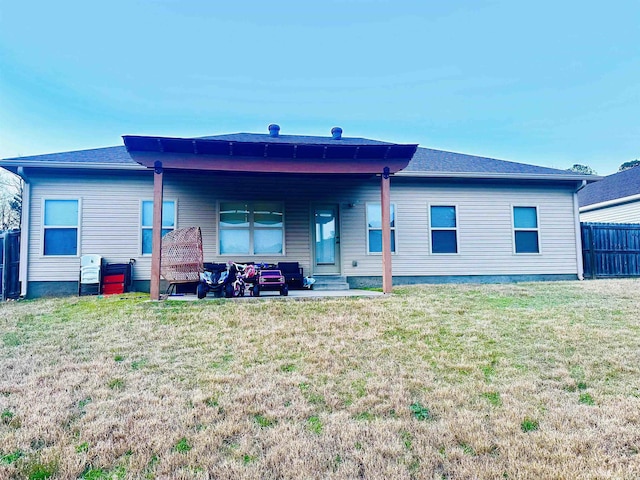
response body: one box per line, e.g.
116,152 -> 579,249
277,262 -> 304,289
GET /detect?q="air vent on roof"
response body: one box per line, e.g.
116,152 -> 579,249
331,127 -> 343,140
268,124 -> 280,137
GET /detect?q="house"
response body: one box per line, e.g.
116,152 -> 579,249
578,166 -> 640,223
0,125 -> 597,299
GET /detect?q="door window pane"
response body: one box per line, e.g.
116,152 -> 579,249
315,208 -> 336,264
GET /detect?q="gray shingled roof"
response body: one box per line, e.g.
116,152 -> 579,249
404,147 -> 587,177
0,133 -> 593,180
1,146 -> 137,165
578,166 -> 640,207
202,132 -> 391,146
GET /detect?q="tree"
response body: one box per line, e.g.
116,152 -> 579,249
618,159 -> 640,172
0,170 -> 23,230
568,164 -> 597,175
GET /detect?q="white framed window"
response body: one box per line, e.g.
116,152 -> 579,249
513,206 -> 540,254
219,201 -> 284,255
141,200 -> 176,255
429,205 -> 458,254
42,199 -> 80,256
366,203 -> 396,254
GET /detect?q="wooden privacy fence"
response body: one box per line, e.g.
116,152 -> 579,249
0,230 -> 20,300
581,223 -> 640,279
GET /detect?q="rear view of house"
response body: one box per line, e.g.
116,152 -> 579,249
0,126 -> 596,298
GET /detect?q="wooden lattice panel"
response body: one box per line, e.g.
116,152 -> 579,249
160,227 -> 204,283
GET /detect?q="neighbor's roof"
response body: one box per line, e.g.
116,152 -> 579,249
578,166 -> 640,208
0,132 -> 597,181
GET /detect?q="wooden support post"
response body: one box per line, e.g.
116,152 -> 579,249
381,167 -> 392,294
150,161 -> 164,300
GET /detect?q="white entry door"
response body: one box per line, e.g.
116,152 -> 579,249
313,205 -> 341,275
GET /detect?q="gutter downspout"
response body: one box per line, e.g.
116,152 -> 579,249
17,167 -> 30,297
573,180 -> 587,280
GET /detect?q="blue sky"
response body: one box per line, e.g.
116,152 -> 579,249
0,0 -> 638,174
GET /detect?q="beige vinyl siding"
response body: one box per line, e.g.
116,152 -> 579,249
28,171 -> 154,282
340,179 -> 579,277
580,201 -> 640,223
27,171 -> 356,282
26,170 -> 580,283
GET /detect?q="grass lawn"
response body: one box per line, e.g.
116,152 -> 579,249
1,280 -> 639,479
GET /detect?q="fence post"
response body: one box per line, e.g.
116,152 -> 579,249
0,232 -> 4,300
589,225 -> 597,279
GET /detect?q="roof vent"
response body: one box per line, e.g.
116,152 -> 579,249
268,124 -> 280,137
331,127 -> 343,140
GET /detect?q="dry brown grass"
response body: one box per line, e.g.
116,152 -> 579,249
1,280 -> 639,479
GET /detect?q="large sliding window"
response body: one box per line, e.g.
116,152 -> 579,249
141,200 -> 176,255
430,205 -> 458,254
219,202 -> 283,255
513,206 -> 540,253
366,203 -> 396,254
43,199 -> 79,255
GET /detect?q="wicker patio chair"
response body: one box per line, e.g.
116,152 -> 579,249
160,226 -> 204,294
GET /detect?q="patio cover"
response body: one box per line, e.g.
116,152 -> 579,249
123,135 -> 418,299
123,135 -> 417,174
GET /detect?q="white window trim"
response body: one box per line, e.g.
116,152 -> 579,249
218,201 -> 285,256
512,205 -> 541,255
365,202 -> 397,255
428,203 -> 460,255
41,198 -> 81,257
140,199 -> 178,256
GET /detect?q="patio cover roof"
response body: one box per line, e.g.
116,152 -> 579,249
123,135 -> 418,174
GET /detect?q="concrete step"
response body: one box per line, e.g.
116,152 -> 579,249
312,276 -> 350,291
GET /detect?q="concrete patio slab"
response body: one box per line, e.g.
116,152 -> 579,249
164,289 -> 384,301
